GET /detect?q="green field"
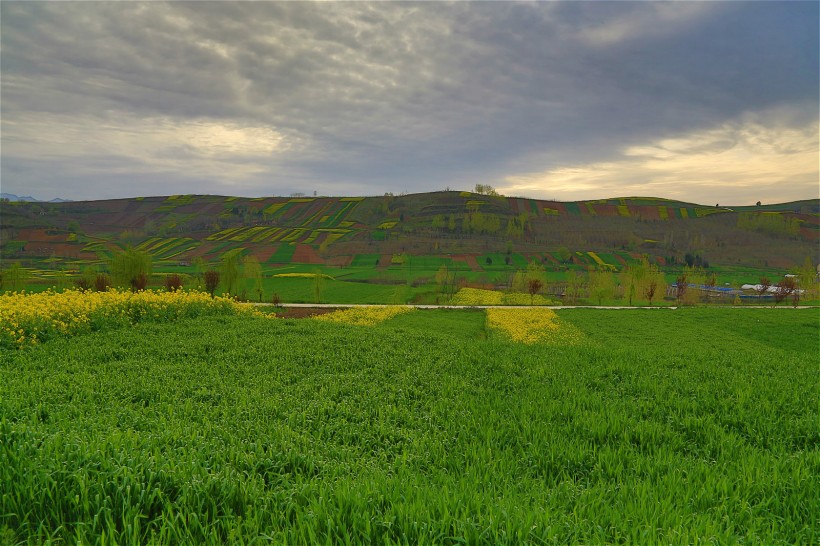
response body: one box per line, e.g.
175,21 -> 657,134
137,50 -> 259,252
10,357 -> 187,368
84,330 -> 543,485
1,306 -> 818,544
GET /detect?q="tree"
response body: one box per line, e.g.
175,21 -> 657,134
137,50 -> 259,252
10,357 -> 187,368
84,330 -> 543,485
527,278 -> 543,305
644,279 -> 658,306
589,269 -> 615,306
220,252 -> 241,296
242,256 -> 264,302
675,274 -> 688,305
204,270 -> 220,297
756,277 -> 771,301
556,247 -> 572,264
619,267 -> 637,306
110,248 -> 152,291
94,273 -> 112,292
164,274 -> 183,292
565,270 -> 584,304
435,264 -> 456,298
312,270 -> 325,304
4,262 -> 28,292
795,257 -> 818,302
193,257 -> 206,284
773,277 -> 796,307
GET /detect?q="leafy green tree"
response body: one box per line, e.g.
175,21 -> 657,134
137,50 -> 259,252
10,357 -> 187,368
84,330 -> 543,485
220,252 -> 241,296
312,269 -> 325,304
589,269 -> 615,305
110,249 -> 152,291
795,257 -> 818,302
565,270 -> 584,304
556,247 -> 572,264
619,267 -> 637,306
242,256 -> 264,302
193,257 -> 206,284
5,262 -> 28,292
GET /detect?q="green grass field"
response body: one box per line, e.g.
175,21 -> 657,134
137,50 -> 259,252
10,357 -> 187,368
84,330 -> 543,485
1,306 -> 818,544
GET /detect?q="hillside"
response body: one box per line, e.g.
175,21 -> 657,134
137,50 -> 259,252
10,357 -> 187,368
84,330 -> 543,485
1,192 -> 818,273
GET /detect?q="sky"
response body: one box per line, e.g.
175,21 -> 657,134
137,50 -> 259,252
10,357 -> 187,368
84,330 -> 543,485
1,1 -> 818,205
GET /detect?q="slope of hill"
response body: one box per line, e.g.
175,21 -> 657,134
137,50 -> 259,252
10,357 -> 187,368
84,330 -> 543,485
1,192 -> 817,272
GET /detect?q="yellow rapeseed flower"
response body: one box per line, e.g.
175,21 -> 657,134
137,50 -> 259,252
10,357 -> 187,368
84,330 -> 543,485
486,308 -> 584,345
313,306 -> 413,326
450,288 -> 503,306
0,288 -> 269,349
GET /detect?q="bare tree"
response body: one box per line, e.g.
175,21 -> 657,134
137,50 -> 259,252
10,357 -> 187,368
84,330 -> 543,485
164,274 -> 183,292
527,278 -> 543,305
644,279 -> 658,306
704,273 -> 717,304
756,277 -> 771,302
773,277 -> 796,307
675,274 -> 688,306
204,270 -> 220,297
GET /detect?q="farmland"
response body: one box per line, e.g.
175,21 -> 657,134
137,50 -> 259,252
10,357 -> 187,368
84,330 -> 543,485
1,294 -> 817,544
2,193 -> 818,305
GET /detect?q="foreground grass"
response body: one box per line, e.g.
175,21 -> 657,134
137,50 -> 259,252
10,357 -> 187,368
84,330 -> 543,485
0,308 -> 818,544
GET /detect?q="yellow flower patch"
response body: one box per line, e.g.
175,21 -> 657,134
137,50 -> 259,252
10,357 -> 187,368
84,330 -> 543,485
313,306 -> 413,327
500,293 -> 556,306
0,289 -> 266,349
486,308 -> 583,345
272,273 -> 334,279
450,288 -> 503,306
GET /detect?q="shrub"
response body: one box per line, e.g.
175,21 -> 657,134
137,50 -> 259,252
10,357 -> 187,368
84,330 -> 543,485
204,270 -> 220,297
94,274 -> 112,292
130,273 -> 149,292
164,274 -> 183,292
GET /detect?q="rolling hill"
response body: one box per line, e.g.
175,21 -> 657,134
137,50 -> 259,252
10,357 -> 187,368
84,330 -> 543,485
1,192 -> 818,273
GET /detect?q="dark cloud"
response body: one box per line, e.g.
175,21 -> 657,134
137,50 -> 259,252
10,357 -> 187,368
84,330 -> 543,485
1,1 -> 817,202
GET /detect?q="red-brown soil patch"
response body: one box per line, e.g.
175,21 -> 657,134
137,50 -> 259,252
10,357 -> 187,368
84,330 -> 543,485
325,255 -> 352,267
248,245 -> 280,263
19,229 -> 67,242
634,206 -> 662,221
292,244 -> 324,265
592,204 -> 619,217
450,254 -> 480,271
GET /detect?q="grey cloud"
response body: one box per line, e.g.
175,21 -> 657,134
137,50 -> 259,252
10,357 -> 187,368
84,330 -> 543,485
1,1 -> 817,201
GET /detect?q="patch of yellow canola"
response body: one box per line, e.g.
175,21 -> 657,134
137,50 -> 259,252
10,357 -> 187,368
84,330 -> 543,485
0,289 -> 267,349
313,306 -> 413,327
486,308 -> 583,345
272,273 -> 334,279
450,288 -> 503,306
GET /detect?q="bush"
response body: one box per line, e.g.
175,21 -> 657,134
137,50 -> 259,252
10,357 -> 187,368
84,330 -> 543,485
94,274 -> 112,292
131,273 -> 149,292
164,274 -> 183,292
204,270 -> 220,297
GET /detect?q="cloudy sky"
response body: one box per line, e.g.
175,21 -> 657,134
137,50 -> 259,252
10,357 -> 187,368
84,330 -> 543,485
2,1 -> 817,204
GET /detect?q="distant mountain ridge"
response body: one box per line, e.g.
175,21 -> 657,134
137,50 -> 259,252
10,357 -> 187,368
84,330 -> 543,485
1,193 -> 72,203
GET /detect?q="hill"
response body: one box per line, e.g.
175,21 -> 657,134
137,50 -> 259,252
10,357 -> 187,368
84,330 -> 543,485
1,192 -> 818,277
